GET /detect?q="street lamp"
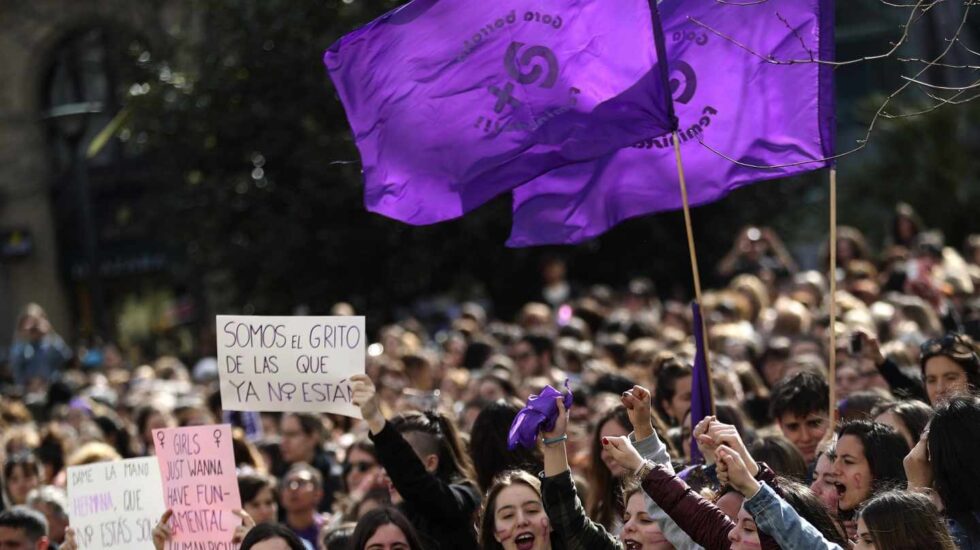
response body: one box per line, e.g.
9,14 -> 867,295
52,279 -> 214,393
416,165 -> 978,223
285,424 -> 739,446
42,101 -> 108,339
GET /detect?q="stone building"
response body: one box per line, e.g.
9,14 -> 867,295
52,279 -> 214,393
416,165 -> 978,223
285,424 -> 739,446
0,1 -> 192,351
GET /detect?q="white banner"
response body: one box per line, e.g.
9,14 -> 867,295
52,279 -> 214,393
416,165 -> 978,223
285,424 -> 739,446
67,457 -> 166,550
216,315 -> 365,417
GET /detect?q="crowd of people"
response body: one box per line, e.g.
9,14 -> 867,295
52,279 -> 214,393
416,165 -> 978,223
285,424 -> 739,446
2,203 -> 980,550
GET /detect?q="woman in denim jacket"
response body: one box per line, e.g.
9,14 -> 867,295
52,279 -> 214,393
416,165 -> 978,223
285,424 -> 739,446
718,444 -> 956,550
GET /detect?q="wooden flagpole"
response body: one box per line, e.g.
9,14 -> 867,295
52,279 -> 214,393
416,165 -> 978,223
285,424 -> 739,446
672,131 -> 716,415
828,165 -> 838,426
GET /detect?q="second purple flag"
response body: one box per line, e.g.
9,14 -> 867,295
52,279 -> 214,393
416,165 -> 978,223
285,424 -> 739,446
325,0 -> 676,225
507,0 -> 835,246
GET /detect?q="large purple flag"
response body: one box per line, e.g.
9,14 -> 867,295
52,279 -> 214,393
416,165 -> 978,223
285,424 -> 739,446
689,302 -> 712,464
325,0 -> 676,225
507,0 -> 835,246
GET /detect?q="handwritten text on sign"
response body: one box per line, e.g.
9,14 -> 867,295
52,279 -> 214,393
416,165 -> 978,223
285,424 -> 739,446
67,457 -> 166,550
153,424 -> 242,550
216,315 -> 365,416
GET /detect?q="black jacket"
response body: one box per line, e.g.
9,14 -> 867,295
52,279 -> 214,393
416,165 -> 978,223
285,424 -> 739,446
370,422 -> 480,549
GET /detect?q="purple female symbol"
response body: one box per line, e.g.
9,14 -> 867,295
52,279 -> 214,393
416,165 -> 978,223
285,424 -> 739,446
213,429 -> 223,447
156,431 -> 165,449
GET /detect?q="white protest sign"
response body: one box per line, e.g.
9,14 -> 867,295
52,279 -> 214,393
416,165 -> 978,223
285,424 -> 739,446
67,457 -> 167,550
216,315 -> 364,417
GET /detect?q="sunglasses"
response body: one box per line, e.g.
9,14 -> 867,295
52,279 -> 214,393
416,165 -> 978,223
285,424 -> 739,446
920,333 -> 977,360
344,461 -> 376,475
283,478 -> 315,491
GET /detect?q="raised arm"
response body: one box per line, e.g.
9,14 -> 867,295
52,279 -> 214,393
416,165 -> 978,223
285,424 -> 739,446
539,394 -> 621,550
351,374 -> 478,521
604,437 -> 734,550
717,446 -> 843,550
625,386 -> 703,550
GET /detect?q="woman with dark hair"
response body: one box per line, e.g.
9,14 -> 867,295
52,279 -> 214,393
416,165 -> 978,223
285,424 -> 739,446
469,400 -> 542,493
890,202 -> 924,248
856,491 -> 955,550
479,470 -> 561,550
35,424 -> 69,484
871,399 -> 933,449
910,394 -> 980,548
239,523 -> 307,550
717,448 -> 948,550
134,405 -> 175,455
832,421 -> 909,530
351,507 -> 425,550
342,437 -> 380,500
93,414 -> 136,459
232,428 -> 267,473
919,333 -> 980,406
320,522 -> 356,550
748,436 -> 807,483
588,406 -> 633,531
598,429 -> 846,549
2,452 -> 42,509
653,362 -> 693,426
351,374 -> 480,549
238,472 -> 278,525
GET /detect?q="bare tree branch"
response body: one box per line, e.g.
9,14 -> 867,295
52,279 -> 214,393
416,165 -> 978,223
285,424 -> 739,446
688,0 -> 937,66
960,39 -> 980,57
897,56 -> 980,69
900,74 -> 980,90
776,12 -> 815,62
884,87 -> 975,117
694,2 -> 976,169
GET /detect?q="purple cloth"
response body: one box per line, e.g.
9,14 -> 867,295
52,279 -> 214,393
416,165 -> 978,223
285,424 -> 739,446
507,0 -> 835,246
325,0 -> 676,225
508,381 -> 573,450
689,302 -> 712,464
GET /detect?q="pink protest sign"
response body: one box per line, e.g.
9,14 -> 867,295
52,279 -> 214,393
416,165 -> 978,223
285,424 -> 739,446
153,424 -> 242,549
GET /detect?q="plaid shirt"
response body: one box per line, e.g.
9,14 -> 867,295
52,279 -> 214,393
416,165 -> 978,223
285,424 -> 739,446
541,469 -> 622,550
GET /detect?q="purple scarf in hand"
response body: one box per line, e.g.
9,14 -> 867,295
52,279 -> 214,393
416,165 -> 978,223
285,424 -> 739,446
508,380 -> 573,450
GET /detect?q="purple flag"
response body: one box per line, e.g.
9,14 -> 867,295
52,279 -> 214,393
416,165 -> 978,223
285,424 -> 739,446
689,302 -> 712,464
325,0 -> 676,225
507,0 -> 835,246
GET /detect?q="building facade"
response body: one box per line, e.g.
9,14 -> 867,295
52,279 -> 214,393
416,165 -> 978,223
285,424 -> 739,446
0,1 -> 191,352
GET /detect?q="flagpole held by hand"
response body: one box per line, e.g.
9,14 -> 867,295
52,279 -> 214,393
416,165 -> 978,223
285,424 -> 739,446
828,165 -> 838,426
672,130 -> 716,417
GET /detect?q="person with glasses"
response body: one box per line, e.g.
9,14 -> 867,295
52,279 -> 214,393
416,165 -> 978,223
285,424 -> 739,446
342,438 -> 381,503
277,413 -> 341,512
280,463 -> 328,549
919,333 -> 980,406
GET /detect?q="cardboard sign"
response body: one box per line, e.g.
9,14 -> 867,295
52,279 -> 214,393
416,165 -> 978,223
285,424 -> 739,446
216,315 -> 365,417
153,424 -> 242,549
67,457 -> 166,550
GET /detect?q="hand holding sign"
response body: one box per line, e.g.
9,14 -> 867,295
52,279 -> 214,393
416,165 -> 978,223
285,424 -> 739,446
231,510 -> 256,544
217,315 -> 365,417
151,510 -> 173,550
351,374 -> 385,434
